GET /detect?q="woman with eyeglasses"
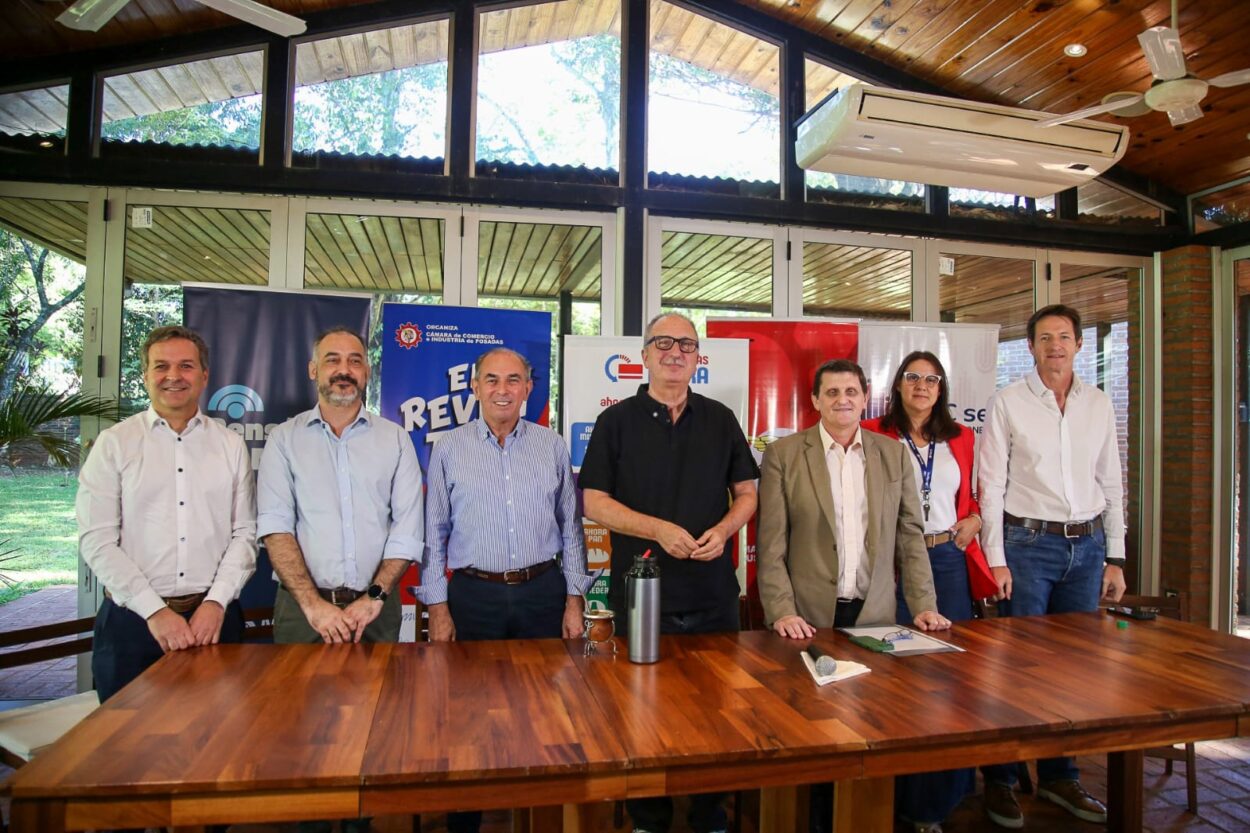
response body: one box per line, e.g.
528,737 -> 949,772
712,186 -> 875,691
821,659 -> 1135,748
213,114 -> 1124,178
862,350 -> 994,833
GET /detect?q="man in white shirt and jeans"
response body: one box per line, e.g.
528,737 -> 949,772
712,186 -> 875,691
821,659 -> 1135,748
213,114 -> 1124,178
78,326 -> 257,702
978,304 -> 1126,829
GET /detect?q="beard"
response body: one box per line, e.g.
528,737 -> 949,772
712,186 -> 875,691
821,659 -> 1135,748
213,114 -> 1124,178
319,375 -> 361,406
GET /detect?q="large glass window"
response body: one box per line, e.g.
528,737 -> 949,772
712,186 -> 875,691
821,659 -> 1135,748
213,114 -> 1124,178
101,52 -> 263,157
1058,262 -> 1139,570
659,229 -> 772,335
121,205 -> 270,411
293,21 -> 449,167
1193,181 -> 1250,232
802,241 -> 910,319
648,1 -> 780,193
950,188 -> 1055,220
476,219 -> 603,422
1078,180 -> 1162,227
476,1 -> 620,177
303,210 -> 445,407
936,252 -> 1035,389
0,196 -> 89,607
0,84 -> 70,155
801,59 -> 924,211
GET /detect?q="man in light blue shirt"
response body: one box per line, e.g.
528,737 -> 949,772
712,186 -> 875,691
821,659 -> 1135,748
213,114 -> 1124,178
258,326 -> 423,646
423,347 -> 590,647
422,346 -> 590,833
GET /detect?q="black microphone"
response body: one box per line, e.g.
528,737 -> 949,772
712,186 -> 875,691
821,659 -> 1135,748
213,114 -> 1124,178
805,644 -> 838,676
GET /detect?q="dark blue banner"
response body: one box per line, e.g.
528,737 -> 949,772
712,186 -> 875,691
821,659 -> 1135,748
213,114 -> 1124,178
184,286 -> 372,614
380,303 -> 552,476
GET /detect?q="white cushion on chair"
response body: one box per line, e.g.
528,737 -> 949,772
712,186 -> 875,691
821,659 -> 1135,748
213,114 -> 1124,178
0,691 -> 99,762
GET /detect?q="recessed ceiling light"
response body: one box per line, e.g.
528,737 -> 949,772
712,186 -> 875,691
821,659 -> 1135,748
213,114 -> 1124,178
38,139 -> 54,148
1064,43 -> 1088,58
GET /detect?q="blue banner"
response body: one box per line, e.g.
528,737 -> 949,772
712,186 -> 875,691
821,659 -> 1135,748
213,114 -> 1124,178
380,304 -> 552,475
184,286 -> 372,614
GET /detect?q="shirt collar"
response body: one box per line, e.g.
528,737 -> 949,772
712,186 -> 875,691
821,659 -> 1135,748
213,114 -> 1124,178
818,421 -> 862,453
306,403 -> 371,430
143,406 -> 205,433
1025,368 -> 1085,399
475,417 -> 526,442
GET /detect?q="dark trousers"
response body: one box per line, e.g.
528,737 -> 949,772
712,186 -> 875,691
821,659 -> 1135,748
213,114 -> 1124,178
273,585 -> 402,644
92,597 -> 244,703
446,566 -> 566,833
809,598 -> 865,833
894,542 -> 977,824
627,601 -> 740,833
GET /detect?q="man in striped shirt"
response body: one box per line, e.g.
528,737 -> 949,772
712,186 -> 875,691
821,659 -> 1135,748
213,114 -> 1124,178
420,346 -> 591,833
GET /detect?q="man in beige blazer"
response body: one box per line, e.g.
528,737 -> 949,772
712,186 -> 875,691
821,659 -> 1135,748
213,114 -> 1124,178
758,358 -> 947,636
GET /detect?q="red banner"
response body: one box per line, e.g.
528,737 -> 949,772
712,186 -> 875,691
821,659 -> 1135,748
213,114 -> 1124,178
706,319 -> 858,621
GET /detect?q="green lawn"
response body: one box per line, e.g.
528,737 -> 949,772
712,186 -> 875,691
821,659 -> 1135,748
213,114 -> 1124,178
0,469 -> 79,605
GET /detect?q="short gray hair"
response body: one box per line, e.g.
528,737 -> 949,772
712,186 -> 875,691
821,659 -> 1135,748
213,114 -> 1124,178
473,347 -> 533,381
311,326 -> 367,362
643,312 -> 697,343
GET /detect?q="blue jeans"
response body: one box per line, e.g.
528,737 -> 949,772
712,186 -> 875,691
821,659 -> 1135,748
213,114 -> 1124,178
982,524 -> 1106,787
895,542 -> 976,823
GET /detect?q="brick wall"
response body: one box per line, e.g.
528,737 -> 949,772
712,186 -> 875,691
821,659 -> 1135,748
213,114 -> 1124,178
1159,245 -> 1214,622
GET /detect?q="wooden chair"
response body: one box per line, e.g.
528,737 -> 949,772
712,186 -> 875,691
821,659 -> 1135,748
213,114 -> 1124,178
1118,593 -> 1198,813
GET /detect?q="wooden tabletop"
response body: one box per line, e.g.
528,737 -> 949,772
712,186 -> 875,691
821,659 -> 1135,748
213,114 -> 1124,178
9,612 -> 1250,832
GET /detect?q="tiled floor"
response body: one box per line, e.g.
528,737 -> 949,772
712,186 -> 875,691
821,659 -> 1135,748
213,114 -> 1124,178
1,590 -> 1248,832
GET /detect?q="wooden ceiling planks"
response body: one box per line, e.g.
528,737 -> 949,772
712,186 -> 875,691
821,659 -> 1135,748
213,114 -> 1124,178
0,197 -> 88,264
660,231 -> 772,308
5,0 -> 1248,193
802,241 -> 910,317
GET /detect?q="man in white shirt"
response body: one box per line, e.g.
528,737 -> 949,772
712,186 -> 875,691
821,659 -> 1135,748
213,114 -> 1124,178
77,326 -> 257,702
978,304 -> 1126,829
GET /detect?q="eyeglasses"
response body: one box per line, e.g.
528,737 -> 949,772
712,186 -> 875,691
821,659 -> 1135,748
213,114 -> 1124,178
902,371 -> 943,387
645,335 -> 700,353
882,629 -> 914,644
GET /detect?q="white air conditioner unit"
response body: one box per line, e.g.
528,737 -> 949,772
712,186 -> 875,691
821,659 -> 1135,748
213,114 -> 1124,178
796,84 -> 1130,198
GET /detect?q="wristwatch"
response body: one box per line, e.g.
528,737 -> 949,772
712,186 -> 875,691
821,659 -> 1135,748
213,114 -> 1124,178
1104,557 -> 1126,568
366,584 -> 388,602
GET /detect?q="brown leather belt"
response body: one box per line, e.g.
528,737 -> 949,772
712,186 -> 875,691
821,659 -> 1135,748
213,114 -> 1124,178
1004,512 -> 1103,538
104,590 -> 206,614
456,559 -> 556,585
923,530 -> 954,548
316,587 -> 364,605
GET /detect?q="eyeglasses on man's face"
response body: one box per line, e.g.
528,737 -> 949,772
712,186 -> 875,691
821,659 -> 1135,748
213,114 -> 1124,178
645,335 -> 700,353
902,371 -> 942,387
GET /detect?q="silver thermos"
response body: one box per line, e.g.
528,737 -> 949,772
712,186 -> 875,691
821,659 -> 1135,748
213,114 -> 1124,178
625,550 -> 661,664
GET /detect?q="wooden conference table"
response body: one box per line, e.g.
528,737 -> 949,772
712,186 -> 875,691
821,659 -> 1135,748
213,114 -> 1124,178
10,612 -> 1250,832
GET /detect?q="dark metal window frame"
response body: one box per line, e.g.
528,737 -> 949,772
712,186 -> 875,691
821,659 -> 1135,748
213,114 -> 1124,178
0,0 -> 1193,334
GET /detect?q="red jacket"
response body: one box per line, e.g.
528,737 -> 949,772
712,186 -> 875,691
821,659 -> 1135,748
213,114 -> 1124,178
861,417 -> 997,599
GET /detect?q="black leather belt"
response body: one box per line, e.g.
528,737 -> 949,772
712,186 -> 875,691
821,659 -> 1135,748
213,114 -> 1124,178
316,587 -> 364,605
456,558 -> 557,585
104,590 -> 206,614
1004,512 -> 1103,538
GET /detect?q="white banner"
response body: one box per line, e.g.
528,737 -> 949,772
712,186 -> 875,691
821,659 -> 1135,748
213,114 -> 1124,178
858,322 -> 1000,436
563,335 -> 751,609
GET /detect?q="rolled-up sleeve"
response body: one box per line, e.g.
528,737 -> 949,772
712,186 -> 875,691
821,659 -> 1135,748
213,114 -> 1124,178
256,423 -> 296,541
382,428 -> 423,563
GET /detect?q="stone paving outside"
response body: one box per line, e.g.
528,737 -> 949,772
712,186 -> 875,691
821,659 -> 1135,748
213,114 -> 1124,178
0,589 -> 1247,832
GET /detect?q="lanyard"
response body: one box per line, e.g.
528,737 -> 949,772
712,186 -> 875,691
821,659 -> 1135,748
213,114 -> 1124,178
901,432 -> 935,522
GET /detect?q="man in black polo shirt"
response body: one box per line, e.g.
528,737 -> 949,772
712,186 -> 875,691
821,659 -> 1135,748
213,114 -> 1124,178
580,311 -> 759,833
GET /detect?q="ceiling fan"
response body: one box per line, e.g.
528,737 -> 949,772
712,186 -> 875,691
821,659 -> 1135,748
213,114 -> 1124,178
50,0 -> 306,38
1038,0 -> 1250,129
